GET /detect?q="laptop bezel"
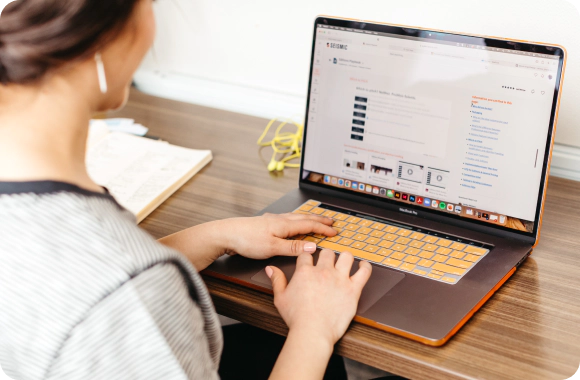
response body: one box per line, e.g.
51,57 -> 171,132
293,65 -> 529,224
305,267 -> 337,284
298,16 -> 566,245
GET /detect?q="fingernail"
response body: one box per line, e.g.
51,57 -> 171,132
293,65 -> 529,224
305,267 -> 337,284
265,266 -> 273,278
304,242 -> 317,253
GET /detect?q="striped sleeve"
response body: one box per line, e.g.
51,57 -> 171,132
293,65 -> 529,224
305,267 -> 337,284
45,263 -> 220,380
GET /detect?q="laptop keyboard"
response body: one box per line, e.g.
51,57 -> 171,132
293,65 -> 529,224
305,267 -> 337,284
291,200 -> 491,285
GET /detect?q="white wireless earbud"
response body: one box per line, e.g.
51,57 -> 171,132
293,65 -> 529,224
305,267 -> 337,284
94,52 -> 108,94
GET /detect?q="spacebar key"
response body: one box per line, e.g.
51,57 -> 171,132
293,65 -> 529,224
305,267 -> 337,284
318,241 -> 385,263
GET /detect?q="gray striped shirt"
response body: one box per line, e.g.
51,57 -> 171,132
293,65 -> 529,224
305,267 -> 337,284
0,181 -> 223,379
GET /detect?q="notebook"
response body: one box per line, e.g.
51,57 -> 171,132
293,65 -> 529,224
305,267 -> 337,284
86,121 -> 212,223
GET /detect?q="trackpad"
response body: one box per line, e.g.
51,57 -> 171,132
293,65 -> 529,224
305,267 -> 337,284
251,253 -> 405,314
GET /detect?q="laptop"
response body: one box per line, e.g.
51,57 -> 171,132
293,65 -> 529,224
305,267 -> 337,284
204,16 -> 566,346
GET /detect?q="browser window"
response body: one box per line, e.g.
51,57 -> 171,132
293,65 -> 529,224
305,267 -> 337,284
303,23 -> 563,234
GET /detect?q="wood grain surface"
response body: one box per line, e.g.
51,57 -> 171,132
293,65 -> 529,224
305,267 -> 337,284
109,88 -> 580,380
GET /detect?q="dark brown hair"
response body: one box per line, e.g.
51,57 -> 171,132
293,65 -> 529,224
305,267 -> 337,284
0,0 -> 141,85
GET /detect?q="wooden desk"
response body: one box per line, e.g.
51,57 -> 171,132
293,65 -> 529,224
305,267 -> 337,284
110,89 -> 580,380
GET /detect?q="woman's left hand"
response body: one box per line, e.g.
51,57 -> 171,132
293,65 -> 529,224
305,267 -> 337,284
159,212 -> 336,271
222,213 -> 336,260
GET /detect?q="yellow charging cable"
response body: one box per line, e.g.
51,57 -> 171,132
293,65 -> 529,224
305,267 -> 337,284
257,117 -> 304,172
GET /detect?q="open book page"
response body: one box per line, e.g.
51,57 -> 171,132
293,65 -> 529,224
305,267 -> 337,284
86,132 -> 212,222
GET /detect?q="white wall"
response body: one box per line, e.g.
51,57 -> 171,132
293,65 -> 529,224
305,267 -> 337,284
135,0 -> 580,178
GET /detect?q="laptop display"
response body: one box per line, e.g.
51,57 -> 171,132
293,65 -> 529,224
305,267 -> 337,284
301,19 -> 565,237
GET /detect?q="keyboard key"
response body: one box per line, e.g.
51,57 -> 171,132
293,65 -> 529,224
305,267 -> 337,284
353,234 -> 367,241
304,236 -> 321,243
365,237 -> 380,245
464,254 -> 479,262
400,263 -> 416,271
384,226 -> 399,233
351,241 -> 366,249
436,247 -> 452,255
428,273 -> 442,280
344,224 -> 360,231
442,276 -> 457,283
404,256 -> 420,264
318,241 -> 385,263
383,257 -> 402,268
358,227 -> 372,235
408,240 -> 425,249
383,233 -> 398,241
431,270 -> 445,276
293,210 -> 310,215
339,230 -> 355,238
404,247 -> 421,255
306,200 -> 320,206
432,254 -> 448,263
377,248 -> 393,256
326,235 -> 341,243
313,234 -> 326,239
396,237 -> 411,245
338,238 -> 354,246
371,222 -> 387,230
432,263 -> 466,276
396,229 -> 412,237
410,232 -> 426,240
390,252 -> 406,260
419,251 -> 434,259
358,220 -> 374,227
378,240 -> 394,248
423,244 -> 437,252
322,210 -> 337,218
346,216 -> 361,223
392,244 -> 406,252
422,235 -> 439,243
450,250 -> 466,259
436,239 -> 452,247
465,246 -> 488,255
299,204 -> 314,212
418,259 -> 434,268
370,230 -> 386,238
334,213 -> 349,221
333,221 -> 347,228
354,251 -> 385,263
311,207 -> 325,215
450,242 -> 466,251
446,258 -> 472,269
364,245 -> 379,253
413,269 -> 427,276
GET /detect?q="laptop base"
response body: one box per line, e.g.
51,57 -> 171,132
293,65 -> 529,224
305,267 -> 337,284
204,188 -> 531,345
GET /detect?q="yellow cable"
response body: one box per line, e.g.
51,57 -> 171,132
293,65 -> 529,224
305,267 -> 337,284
257,117 -> 304,171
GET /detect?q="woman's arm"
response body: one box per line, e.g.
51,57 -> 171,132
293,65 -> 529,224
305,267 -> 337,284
158,213 -> 337,271
267,250 -> 372,380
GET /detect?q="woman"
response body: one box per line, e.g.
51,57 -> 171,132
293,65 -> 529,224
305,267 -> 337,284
0,1 -> 372,379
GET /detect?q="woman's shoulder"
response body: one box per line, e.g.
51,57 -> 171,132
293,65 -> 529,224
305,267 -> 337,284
0,181 -> 200,308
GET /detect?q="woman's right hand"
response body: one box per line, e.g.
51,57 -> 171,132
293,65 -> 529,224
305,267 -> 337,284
266,249 -> 372,347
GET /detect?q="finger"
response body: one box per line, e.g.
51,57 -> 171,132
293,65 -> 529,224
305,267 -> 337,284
316,249 -> 337,269
350,260 -> 373,294
335,251 -> 355,275
283,213 -> 334,225
274,237 -> 318,256
286,220 -> 337,238
266,266 -> 288,296
296,252 -> 314,268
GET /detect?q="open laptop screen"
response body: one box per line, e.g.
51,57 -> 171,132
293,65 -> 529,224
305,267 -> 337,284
301,18 -> 565,237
